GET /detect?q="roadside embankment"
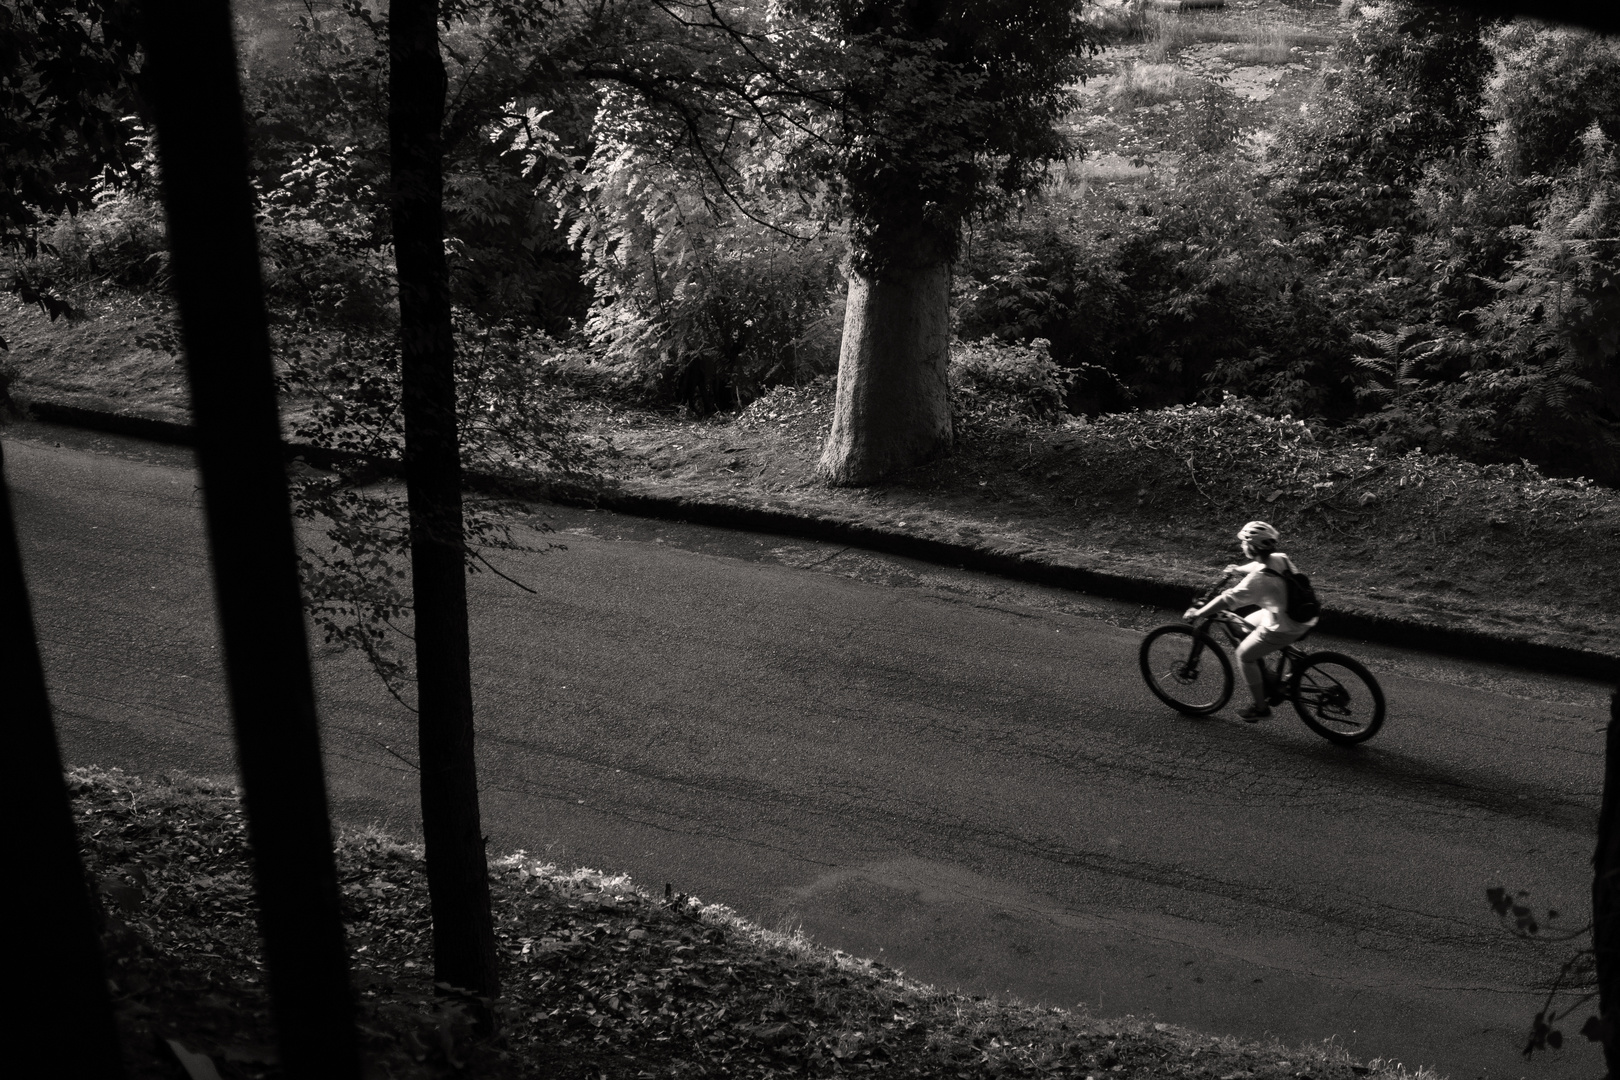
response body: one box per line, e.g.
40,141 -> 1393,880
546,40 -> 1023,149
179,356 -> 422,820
15,383 -> 1619,683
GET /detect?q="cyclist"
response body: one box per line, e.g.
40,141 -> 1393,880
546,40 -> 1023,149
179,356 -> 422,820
1182,520 -> 1318,722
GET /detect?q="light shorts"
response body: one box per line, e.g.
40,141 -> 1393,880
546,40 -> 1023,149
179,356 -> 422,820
1235,623 -> 1305,666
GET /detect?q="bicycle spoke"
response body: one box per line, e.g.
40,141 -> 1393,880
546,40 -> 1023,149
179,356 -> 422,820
1139,625 -> 1233,716
1290,652 -> 1385,745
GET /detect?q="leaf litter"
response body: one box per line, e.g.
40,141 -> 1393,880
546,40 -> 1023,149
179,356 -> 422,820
72,766 -> 1436,1079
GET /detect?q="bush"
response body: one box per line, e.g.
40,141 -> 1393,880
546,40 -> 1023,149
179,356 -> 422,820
47,183 -> 169,289
572,130 -> 846,414
256,145 -> 395,327
1488,22 -> 1620,180
956,163 -> 1361,420
950,338 -> 1071,424
1268,0 -> 1499,242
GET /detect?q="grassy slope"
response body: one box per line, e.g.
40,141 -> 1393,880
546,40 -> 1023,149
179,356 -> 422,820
1,286 -> 188,421
77,767 -> 1428,1079
598,382 -> 1620,655
5,282 -> 1618,652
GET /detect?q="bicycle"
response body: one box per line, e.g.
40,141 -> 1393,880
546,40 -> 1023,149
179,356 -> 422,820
1137,571 -> 1386,745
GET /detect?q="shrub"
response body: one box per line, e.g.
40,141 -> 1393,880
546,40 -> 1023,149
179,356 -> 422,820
46,172 -> 169,290
256,145 -> 394,327
950,337 -> 1072,424
1487,22 -> 1620,180
571,131 -> 846,414
956,162 -> 1360,420
1269,0 -> 1499,242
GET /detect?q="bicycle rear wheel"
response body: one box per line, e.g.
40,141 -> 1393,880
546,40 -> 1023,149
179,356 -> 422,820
1289,651 -> 1385,744
1139,625 -> 1234,716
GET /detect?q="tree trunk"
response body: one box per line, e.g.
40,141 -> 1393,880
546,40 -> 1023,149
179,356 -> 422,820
1593,686 -> 1620,1074
2,443 -> 126,1077
389,0 -> 500,1000
816,252 -> 953,486
139,2 -> 359,1075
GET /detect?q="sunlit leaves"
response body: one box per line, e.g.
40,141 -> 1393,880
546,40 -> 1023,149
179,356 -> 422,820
280,314 -> 598,708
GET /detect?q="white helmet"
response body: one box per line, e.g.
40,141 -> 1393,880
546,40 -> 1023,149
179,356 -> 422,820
1238,520 -> 1280,549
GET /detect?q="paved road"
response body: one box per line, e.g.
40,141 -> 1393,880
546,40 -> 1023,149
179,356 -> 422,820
7,422 -> 1611,1080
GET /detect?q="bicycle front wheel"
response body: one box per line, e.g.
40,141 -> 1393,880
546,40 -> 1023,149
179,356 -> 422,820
1139,624 -> 1234,716
1289,651 -> 1385,745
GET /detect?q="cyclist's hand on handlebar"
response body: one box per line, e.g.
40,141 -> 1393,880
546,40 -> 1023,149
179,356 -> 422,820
1183,606 -> 1202,621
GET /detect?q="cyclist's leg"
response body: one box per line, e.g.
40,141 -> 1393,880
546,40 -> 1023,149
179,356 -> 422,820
1234,627 -> 1303,709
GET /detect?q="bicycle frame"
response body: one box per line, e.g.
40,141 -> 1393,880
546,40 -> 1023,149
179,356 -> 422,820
1193,604 -> 1311,696
1157,570 -> 1384,743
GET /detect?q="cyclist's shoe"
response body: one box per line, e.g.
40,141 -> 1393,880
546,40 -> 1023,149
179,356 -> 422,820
1238,703 -> 1272,722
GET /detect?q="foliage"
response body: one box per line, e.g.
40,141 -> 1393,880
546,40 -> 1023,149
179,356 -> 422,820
256,142 -> 396,326
564,0 -> 1098,273
0,0 -> 144,335
1487,22 -> 1620,181
569,129 -> 846,413
0,0 -> 142,252
1348,122 -> 1620,481
44,129 -> 168,289
950,337 -> 1072,425
279,314 -> 599,705
1269,1 -> 1499,242
71,765 -> 1416,1080
808,0 -> 1100,270
958,163 -> 1359,420
238,3 -> 591,332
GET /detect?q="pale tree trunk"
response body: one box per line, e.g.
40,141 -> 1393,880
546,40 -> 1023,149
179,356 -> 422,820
817,248 -> 952,486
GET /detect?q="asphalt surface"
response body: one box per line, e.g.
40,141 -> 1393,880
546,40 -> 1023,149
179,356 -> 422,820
7,421 -> 1612,1080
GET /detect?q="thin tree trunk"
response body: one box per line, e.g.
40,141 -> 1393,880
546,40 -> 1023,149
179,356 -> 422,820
2,443 -> 125,1076
389,0 -> 500,999
817,243 -> 952,486
138,2 -> 358,1075
1593,687 -> 1620,1074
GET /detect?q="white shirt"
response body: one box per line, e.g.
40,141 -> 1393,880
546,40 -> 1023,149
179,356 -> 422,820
1216,552 -> 1316,636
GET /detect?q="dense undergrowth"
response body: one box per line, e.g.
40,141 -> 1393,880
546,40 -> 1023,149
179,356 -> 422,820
10,0 -> 1620,486
76,766 -> 1426,1079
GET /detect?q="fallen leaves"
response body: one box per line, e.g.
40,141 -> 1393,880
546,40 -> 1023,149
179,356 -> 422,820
69,767 -> 1416,1080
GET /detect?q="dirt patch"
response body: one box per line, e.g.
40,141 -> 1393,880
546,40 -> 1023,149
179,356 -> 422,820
1073,0 -> 1344,171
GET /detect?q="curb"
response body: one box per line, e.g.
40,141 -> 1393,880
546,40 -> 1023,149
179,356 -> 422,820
20,399 -> 1620,684
563,490 -> 1620,683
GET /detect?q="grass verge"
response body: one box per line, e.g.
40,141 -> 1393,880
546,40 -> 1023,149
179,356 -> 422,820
593,382 -> 1620,659
75,766 -> 1432,1079
4,278 -> 1618,660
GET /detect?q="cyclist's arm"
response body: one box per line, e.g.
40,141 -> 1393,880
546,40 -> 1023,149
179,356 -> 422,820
1184,566 -> 1261,621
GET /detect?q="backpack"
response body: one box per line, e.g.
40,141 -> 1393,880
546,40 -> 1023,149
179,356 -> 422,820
1261,556 -> 1321,623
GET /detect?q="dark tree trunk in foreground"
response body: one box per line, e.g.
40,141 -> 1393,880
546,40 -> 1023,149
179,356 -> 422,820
817,232 -> 953,486
389,0 -> 500,999
138,2 -> 359,1075
2,444 -> 125,1076
1593,688 -> 1620,1075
